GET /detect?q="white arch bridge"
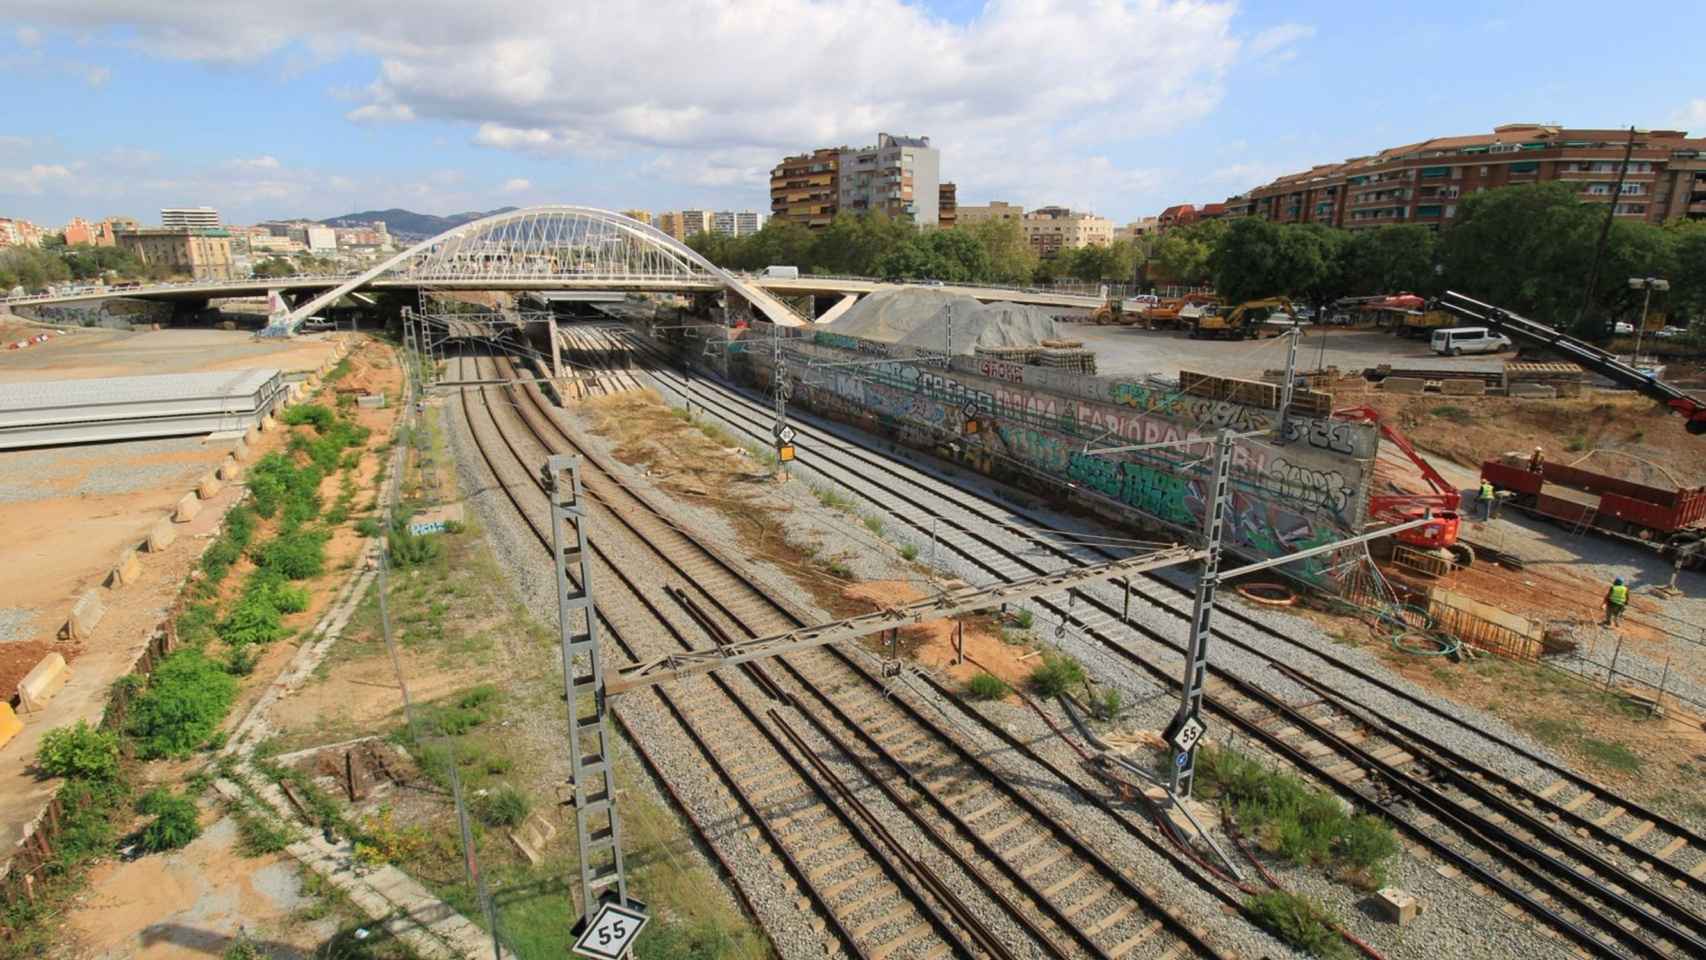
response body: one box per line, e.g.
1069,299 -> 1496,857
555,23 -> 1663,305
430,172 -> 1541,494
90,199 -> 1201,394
2,206 -> 1107,330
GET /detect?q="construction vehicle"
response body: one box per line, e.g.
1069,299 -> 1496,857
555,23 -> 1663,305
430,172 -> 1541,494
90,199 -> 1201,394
1334,406 -> 1468,562
1439,290 -> 1706,436
1142,292 -> 1217,329
1089,298 -> 1124,325
1189,297 -> 1297,340
1480,453 -> 1706,567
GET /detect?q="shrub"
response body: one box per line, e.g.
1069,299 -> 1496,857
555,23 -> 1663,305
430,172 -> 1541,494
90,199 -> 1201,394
281,403 -> 336,433
899,542 -> 919,561
475,785 -> 530,827
355,517 -> 383,537
353,807 -> 426,866
175,602 -> 220,647
225,645 -> 262,676
1091,687 -> 1123,720
965,672 -> 1010,701
245,572 -> 309,613
1029,652 -> 1085,697
219,598 -> 284,647
232,803 -> 298,856
389,521 -> 442,568
127,649 -> 238,759
1013,609 -> 1034,630
138,789 -> 201,852
864,515 -> 884,536
1245,890 -> 1347,959
255,528 -> 330,580
37,722 -> 121,783
1338,814 -> 1400,886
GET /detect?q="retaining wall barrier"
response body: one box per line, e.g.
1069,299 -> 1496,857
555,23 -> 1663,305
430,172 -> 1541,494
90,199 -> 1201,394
1382,377 -> 1427,395
174,491 -> 201,522
1440,379 -> 1487,397
218,458 -> 243,483
17,653 -> 70,713
64,589 -> 105,640
1509,382 -> 1558,399
146,517 -> 177,552
111,547 -> 143,587
197,472 -> 223,500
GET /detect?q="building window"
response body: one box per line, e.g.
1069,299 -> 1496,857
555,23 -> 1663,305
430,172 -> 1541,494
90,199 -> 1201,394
1416,205 -> 1443,218
1510,161 -> 1540,174
1420,166 -> 1450,178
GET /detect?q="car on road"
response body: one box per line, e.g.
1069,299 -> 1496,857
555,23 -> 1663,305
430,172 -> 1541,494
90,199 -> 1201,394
1614,321 -> 1635,335
1654,325 -> 1686,339
1431,326 -> 1513,356
1325,311 -> 1354,325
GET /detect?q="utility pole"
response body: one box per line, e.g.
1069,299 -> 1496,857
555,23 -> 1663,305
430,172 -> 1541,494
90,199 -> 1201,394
1166,429 -> 1234,798
771,326 -> 795,476
542,455 -> 634,924
1277,324 -> 1300,442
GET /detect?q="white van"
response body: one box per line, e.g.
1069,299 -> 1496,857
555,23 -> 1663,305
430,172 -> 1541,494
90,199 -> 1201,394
1431,326 -> 1513,356
761,265 -> 800,279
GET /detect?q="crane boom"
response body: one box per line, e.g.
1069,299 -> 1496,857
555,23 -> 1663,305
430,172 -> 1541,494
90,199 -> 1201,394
1438,290 -> 1706,436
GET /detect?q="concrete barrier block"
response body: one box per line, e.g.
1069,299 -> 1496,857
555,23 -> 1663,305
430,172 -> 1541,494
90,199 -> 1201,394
1382,376 -> 1427,395
218,458 -> 243,483
112,547 -> 143,587
357,393 -> 386,408
174,491 -> 202,523
0,703 -> 22,751
66,589 -> 105,640
1439,378 -> 1487,396
197,472 -> 224,500
260,414 -> 277,432
230,438 -> 250,463
18,653 -> 70,713
1554,380 -> 1582,398
244,426 -> 261,446
147,517 -> 177,552
1509,382 -> 1557,399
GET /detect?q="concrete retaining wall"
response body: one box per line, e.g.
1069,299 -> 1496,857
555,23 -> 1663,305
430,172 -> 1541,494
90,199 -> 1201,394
728,329 -> 1378,588
1509,382 -> 1558,399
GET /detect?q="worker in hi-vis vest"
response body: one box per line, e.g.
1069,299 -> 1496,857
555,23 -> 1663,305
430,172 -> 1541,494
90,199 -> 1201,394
1477,479 -> 1495,521
1603,578 -> 1629,626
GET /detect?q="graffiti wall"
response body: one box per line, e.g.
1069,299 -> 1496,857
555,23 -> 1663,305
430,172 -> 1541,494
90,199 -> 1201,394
733,329 -> 1379,588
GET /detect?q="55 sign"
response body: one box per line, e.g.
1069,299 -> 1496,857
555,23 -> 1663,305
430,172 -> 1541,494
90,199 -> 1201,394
572,898 -> 650,960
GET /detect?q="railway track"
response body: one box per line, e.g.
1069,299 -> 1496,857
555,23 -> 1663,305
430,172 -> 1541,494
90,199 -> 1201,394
602,323 -> 1706,959
451,347 -> 1233,960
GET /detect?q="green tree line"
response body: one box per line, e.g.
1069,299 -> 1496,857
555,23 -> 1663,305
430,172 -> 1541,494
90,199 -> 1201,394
1177,182 -> 1704,336
0,242 -> 169,292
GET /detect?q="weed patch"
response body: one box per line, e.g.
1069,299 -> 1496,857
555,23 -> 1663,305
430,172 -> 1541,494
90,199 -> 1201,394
965,672 -> 1010,701
137,788 -> 201,852
127,648 -> 239,759
1029,652 -> 1085,697
1245,890 -> 1347,958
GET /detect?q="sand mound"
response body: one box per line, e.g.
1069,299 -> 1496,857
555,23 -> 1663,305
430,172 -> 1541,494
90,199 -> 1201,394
825,288 -> 1058,354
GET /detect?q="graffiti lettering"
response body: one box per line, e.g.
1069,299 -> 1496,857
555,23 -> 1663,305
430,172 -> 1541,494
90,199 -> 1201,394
976,358 -> 1026,383
1279,416 -> 1358,455
1265,458 -> 1353,517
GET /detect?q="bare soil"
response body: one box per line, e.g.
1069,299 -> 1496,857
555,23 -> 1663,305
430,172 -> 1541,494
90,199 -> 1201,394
845,580 -> 1037,691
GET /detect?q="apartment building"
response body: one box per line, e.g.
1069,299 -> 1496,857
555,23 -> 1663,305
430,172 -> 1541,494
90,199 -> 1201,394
63,217 -> 117,247
1237,124 -> 1706,230
955,201 -> 1023,227
937,183 -> 957,229
117,227 -> 235,281
160,206 -> 221,229
1114,217 -> 1160,241
677,210 -> 713,239
0,218 -> 44,248
1020,206 -> 1113,259
839,134 -> 940,225
770,147 -> 843,229
621,209 -> 652,226
655,212 -> 684,240
735,210 -> 766,236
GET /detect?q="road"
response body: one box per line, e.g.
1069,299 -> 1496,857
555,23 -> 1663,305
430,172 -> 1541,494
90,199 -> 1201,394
1059,323 -> 1507,380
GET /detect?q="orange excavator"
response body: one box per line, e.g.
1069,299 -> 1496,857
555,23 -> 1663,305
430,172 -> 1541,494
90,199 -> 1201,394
1335,406 -> 1469,563
1142,292 -> 1218,329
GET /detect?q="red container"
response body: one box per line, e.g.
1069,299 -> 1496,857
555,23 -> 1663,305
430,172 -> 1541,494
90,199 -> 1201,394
1481,457 -> 1706,535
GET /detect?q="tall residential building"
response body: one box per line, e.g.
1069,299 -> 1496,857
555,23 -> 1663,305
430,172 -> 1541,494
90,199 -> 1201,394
955,201 -> 1024,227
116,227 -> 234,281
937,183 -> 957,229
678,210 -> 712,238
839,133 -> 940,225
734,210 -> 766,236
621,209 -> 652,226
655,212 -> 684,240
1235,123 -> 1706,229
1021,207 -> 1114,259
288,225 -> 337,254
161,206 -> 221,229
770,147 -> 843,229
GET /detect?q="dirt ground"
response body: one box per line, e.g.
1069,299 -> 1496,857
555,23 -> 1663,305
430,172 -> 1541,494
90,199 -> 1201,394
0,327 -> 340,383
1357,388 -> 1706,485
845,580 -> 1037,690
58,814 -> 336,959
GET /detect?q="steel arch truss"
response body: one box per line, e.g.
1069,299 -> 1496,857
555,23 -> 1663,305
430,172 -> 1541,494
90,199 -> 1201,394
275,205 -> 796,332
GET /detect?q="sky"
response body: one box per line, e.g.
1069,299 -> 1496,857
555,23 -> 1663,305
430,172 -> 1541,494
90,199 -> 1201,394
3,0 -> 1704,229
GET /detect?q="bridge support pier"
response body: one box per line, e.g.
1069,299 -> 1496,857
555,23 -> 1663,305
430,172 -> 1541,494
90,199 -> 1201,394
549,312 -> 563,380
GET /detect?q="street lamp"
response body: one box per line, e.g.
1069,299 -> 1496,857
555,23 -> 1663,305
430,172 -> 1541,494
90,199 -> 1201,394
1628,276 -> 1671,361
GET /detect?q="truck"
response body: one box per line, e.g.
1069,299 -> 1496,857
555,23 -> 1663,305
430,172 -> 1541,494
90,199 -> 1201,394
1480,454 -> 1706,567
761,265 -> 800,280
1190,297 -> 1297,340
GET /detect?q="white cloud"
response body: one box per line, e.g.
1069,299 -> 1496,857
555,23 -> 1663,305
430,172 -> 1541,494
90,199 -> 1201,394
83,65 -> 110,87
1672,98 -> 1706,131
233,154 -> 281,170
0,163 -> 73,194
500,177 -> 530,193
9,1 -> 1270,217
1248,23 -> 1315,58
15,26 -> 42,47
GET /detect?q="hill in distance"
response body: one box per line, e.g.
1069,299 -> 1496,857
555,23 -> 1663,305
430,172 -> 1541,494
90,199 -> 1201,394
319,207 -> 519,240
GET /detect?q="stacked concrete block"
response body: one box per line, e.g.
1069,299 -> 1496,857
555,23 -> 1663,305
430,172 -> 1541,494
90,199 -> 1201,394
1382,377 -> 1427,394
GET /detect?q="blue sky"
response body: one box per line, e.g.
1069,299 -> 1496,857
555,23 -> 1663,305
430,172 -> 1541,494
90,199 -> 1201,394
3,1 -> 1703,229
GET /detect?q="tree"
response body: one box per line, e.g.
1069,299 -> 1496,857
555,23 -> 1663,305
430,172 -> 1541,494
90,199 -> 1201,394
874,230 -> 990,282
1668,220 -> 1706,327
0,247 -> 72,292
61,243 -> 146,281
1208,217 -> 1283,302
252,257 -> 298,279
1342,225 -> 1439,297
1150,219 -> 1225,287
810,211 -> 914,275
967,219 -> 1038,286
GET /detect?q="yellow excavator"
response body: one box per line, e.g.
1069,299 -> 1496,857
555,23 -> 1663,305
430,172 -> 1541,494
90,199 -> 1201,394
1189,297 -> 1297,340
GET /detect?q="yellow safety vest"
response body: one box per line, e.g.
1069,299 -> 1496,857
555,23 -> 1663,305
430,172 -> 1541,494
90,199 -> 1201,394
1609,584 -> 1628,606
1479,481 -> 1494,501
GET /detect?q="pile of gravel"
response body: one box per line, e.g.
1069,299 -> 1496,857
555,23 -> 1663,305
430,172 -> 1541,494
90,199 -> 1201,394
825,288 -> 1058,354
